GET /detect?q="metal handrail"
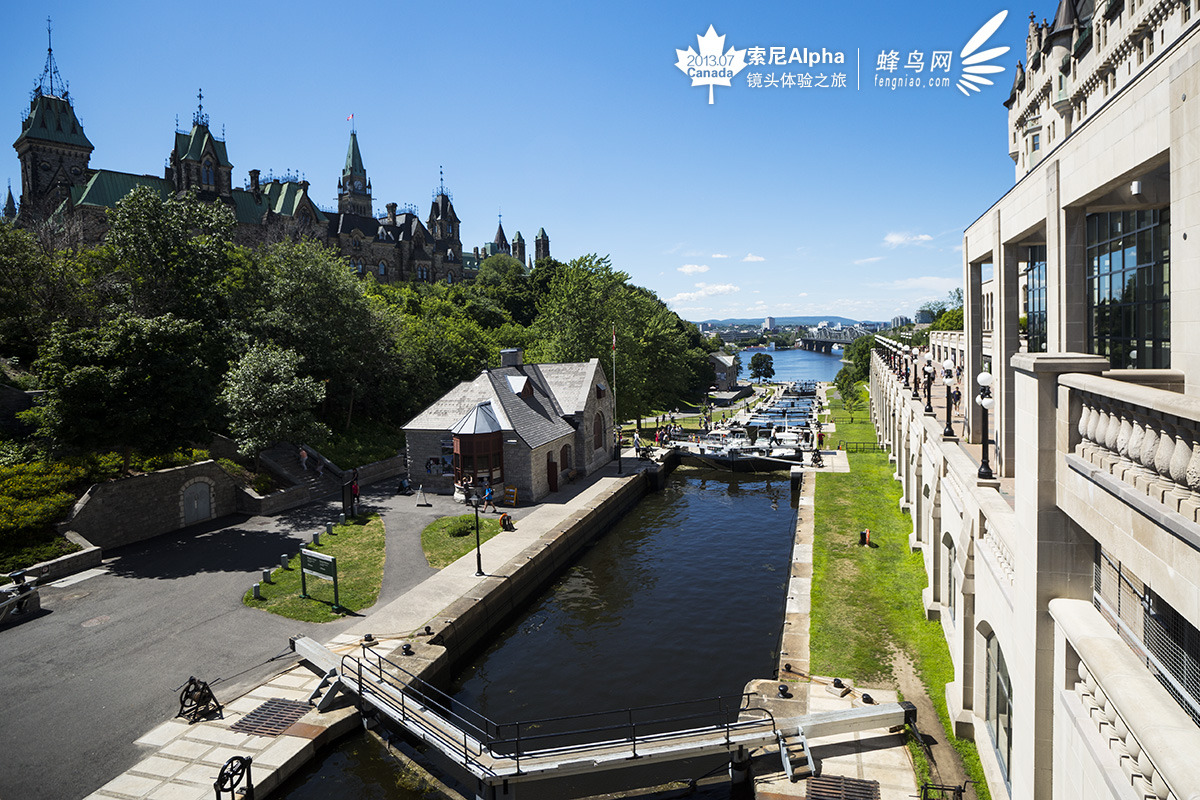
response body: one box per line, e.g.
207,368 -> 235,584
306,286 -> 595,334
339,647 -> 780,775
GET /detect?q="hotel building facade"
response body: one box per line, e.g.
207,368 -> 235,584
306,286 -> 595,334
873,2 -> 1200,799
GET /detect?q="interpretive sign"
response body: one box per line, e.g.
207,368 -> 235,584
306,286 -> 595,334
299,548 -> 341,611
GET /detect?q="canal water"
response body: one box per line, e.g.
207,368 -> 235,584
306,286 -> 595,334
276,469 -> 798,799
748,346 -> 844,384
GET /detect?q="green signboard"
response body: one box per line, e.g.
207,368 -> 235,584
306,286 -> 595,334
299,547 -> 341,611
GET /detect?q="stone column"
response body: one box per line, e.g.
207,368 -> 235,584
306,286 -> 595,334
996,241 -> 1020,477
1170,57 -> 1200,391
1009,352 -> 1107,800
964,232 -> 986,445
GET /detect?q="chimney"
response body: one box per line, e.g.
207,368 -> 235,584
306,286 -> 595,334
500,348 -> 524,368
386,202 -> 397,226
249,169 -> 260,200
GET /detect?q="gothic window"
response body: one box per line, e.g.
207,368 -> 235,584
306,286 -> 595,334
378,261 -> 387,276
446,273 -> 454,285
593,412 -> 605,450
202,159 -> 214,187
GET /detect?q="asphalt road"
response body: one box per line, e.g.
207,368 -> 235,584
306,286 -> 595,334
0,482 -> 483,800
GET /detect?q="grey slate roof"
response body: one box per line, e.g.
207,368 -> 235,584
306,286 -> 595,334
532,360 -> 605,417
405,363 -> 589,449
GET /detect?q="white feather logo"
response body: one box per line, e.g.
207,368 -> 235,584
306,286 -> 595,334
958,11 -> 1010,96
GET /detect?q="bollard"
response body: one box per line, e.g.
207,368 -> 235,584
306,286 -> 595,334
262,569 -> 271,585
313,532 -> 321,547
326,521 -> 334,536
252,583 -> 261,600
340,513 -> 346,524
280,554 -> 289,570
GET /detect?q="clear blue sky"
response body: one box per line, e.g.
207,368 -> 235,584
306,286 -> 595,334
3,0 -> 1031,323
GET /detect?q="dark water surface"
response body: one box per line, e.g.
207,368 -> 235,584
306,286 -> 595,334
278,469 -> 797,798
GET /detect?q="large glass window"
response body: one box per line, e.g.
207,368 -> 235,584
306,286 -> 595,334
1086,209 -> 1170,368
986,633 -> 1013,783
1025,245 -> 1047,353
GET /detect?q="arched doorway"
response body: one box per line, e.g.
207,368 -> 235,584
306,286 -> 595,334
182,482 -> 211,526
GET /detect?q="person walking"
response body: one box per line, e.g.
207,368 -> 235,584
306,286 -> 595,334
482,482 -> 497,513
299,447 -> 308,471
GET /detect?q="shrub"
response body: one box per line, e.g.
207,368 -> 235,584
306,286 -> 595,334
252,472 -> 274,495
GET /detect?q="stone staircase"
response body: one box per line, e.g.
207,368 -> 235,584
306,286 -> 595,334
260,441 -> 343,495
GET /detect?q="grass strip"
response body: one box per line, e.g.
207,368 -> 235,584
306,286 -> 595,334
421,513 -> 503,569
812,385 -> 991,799
243,513 -> 385,622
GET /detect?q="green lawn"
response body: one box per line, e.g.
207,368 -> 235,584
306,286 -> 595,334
421,513 -> 503,569
243,514 -> 385,622
813,384 -> 990,798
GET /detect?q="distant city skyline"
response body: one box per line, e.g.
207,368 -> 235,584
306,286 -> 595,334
3,0 -> 1024,320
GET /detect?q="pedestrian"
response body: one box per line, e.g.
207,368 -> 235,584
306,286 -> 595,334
351,468 -> 360,515
483,482 -> 497,513
299,447 -> 308,471
633,431 -> 642,457
952,387 -> 962,411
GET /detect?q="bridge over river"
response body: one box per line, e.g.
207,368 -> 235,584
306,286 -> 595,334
797,326 -> 870,354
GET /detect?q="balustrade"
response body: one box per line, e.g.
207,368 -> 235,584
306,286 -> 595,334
1069,375 -> 1200,521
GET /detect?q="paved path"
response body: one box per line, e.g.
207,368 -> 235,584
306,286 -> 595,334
0,479 -> 533,800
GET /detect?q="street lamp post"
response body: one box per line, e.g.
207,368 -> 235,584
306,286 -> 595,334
902,346 -> 911,389
976,371 -> 995,479
614,425 -> 623,474
470,490 -> 484,576
923,353 -> 935,414
942,358 -> 956,437
911,349 -> 921,400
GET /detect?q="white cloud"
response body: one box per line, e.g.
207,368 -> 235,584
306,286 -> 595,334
678,264 -> 710,275
854,256 -> 884,265
883,232 -> 934,248
667,282 -> 741,304
742,253 -> 766,262
712,253 -> 729,258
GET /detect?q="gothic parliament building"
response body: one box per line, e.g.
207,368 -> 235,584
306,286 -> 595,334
3,32 -> 550,284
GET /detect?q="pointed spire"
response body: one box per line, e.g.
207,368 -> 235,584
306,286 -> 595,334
37,17 -> 67,99
193,88 -> 209,127
494,213 -> 507,246
4,181 -> 17,220
344,131 -> 366,179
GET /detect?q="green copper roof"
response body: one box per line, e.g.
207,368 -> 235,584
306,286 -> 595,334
344,132 -> 366,178
536,227 -> 547,239
14,93 -> 94,151
70,170 -> 172,208
513,231 -> 524,242
174,125 -> 231,168
231,184 -> 327,226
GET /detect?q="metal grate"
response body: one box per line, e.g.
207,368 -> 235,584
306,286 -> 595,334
807,774 -> 881,800
230,698 -> 310,737
1095,546 -> 1200,726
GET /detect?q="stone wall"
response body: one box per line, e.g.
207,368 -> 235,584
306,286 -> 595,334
61,461 -> 241,550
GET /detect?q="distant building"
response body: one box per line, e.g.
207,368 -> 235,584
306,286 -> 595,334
914,309 -> 935,324
709,352 -> 738,391
763,316 -> 776,330
890,315 -> 912,328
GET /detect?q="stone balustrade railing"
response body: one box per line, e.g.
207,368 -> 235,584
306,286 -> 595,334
980,518 -> 1015,586
1062,373 -> 1200,523
1050,598 -> 1200,800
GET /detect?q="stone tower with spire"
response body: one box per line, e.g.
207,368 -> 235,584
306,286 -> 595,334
338,130 -> 372,216
427,168 -> 462,264
493,215 -> 511,256
511,230 -> 525,263
166,90 -> 234,201
535,227 -> 550,262
13,19 -> 93,222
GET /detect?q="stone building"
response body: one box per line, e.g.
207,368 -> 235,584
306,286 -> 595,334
873,3 -> 1200,799
8,32 -> 550,285
403,349 -> 613,502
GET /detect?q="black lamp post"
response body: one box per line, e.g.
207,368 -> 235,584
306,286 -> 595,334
470,490 -> 484,576
614,424 -> 623,474
976,371 -> 995,479
902,346 -> 911,389
942,358 -> 956,437
923,354 -> 935,414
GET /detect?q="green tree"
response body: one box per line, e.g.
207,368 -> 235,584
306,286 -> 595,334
842,388 -> 866,423
475,254 -> 535,326
749,352 -> 775,381
931,307 -> 964,331
220,343 -> 329,471
31,314 -> 216,471
0,224 -> 91,364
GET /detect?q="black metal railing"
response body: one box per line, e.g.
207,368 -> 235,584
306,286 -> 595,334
839,440 -> 885,453
340,647 -> 778,776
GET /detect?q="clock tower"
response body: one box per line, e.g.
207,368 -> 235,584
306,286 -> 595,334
337,130 -> 372,217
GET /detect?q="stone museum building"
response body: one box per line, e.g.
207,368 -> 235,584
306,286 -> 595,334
873,3 -> 1200,799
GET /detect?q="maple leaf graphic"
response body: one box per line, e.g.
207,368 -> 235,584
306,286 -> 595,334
675,25 -> 747,105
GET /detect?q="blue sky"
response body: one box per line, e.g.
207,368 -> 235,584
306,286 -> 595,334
3,0 -> 1030,323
